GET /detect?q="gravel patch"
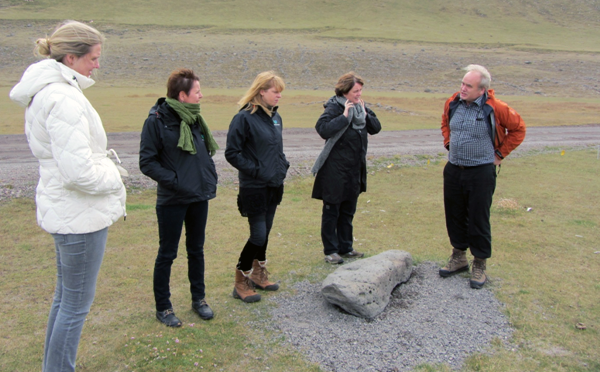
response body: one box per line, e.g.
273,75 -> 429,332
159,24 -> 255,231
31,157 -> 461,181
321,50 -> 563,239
264,262 -> 513,371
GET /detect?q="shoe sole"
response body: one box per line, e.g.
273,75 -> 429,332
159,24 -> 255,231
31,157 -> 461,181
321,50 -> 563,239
232,289 -> 261,303
324,256 -> 344,264
251,280 -> 280,291
470,279 -> 487,289
439,265 -> 469,278
156,316 -> 182,327
192,309 -> 214,320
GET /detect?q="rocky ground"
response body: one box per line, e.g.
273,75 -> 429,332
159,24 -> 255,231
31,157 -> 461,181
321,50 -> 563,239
261,262 -> 514,372
2,20 -> 600,97
2,20 -> 600,371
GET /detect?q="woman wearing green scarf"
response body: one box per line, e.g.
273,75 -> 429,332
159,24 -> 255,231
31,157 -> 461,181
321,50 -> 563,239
140,68 -> 219,327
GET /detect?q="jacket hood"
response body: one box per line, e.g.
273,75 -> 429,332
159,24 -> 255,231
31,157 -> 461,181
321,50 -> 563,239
9,59 -> 95,107
148,97 -> 167,116
324,95 -> 343,109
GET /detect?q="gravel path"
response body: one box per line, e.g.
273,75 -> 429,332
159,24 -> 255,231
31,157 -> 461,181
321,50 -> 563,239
1,125 -> 599,202
263,262 -> 513,372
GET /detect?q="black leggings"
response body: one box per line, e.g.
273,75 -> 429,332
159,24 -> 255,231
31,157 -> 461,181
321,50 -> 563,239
236,201 -> 278,271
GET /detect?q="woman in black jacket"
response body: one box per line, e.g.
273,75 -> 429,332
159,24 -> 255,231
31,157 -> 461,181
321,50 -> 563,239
139,68 -> 219,326
312,72 -> 382,264
225,71 -> 289,303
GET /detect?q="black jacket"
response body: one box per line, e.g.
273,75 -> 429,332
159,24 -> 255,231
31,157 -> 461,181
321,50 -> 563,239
225,105 -> 289,188
311,96 -> 381,204
139,98 -> 218,205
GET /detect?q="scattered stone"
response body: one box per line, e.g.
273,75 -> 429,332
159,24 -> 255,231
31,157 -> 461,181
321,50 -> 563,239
265,262 -> 514,372
321,250 -> 413,318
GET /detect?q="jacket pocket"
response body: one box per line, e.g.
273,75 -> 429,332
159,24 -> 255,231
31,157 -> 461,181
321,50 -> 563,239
255,159 -> 275,183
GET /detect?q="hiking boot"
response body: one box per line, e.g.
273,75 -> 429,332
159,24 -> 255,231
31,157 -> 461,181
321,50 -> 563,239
233,269 -> 261,303
439,248 -> 469,277
341,250 -> 364,258
250,260 -> 279,291
192,299 -> 214,320
156,308 -> 182,327
324,253 -> 344,264
470,257 -> 487,289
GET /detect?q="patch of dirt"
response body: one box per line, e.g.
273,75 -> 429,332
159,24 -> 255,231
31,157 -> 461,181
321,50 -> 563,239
1,125 -> 599,202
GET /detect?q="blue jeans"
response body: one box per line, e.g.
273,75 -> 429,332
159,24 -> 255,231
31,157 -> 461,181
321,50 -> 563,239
44,227 -> 108,372
154,201 -> 208,311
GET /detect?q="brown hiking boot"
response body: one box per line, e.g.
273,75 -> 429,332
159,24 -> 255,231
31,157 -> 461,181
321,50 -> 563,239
233,269 -> 261,303
470,257 -> 487,289
439,248 -> 469,277
250,260 -> 279,291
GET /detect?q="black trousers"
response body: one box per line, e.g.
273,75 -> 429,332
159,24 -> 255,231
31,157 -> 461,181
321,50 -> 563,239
154,201 -> 208,311
320,198 -> 358,255
443,162 -> 496,259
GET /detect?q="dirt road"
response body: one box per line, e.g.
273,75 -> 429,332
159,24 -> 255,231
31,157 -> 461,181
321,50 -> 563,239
1,125 -> 599,200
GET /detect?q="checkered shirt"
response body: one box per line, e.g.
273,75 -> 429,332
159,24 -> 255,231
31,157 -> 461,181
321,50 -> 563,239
448,94 -> 495,167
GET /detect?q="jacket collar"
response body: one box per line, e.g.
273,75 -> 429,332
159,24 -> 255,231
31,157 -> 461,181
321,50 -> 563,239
9,59 -> 95,107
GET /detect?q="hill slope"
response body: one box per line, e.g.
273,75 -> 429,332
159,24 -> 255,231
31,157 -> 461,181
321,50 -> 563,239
1,0 -> 599,51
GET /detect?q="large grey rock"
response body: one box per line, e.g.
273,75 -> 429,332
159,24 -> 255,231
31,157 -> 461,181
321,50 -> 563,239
321,250 -> 413,319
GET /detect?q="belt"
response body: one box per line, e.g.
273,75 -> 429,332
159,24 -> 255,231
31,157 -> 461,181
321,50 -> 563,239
450,162 -> 492,170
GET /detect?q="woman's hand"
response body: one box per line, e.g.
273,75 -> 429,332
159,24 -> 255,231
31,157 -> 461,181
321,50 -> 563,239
343,99 -> 354,117
359,99 -> 366,118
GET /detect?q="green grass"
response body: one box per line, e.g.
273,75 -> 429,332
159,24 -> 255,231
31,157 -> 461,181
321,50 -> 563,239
1,0 -> 599,52
1,147 -> 599,371
3,85 -> 600,134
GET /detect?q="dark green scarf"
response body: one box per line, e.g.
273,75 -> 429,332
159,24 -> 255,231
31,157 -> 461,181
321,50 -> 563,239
165,98 -> 219,156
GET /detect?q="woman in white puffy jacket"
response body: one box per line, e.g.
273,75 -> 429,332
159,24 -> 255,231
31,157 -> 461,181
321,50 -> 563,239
9,20 -> 126,372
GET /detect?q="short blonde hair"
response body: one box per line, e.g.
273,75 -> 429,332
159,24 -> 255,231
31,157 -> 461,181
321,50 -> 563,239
34,20 -> 105,62
238,71 -> 285,114
464,64 -> 491,90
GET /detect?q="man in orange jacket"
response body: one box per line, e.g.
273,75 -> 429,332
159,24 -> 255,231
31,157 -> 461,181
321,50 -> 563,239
439,64 -> 526,288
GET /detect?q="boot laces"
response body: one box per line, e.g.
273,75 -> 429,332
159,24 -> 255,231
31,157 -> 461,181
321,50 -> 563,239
448,252 -> 465,268
244,276 -> 255,290
472,259 -> 486,277
260,267 -> 271,282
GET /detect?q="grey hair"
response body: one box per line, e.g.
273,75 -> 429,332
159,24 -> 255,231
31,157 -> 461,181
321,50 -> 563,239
464,64 -> 491,90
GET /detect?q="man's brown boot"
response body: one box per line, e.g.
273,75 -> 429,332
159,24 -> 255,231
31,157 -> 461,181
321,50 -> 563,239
470,257 -> 487,289
233,269 -> 261,303
250,259 -> 279,291
439,248 -> 469,277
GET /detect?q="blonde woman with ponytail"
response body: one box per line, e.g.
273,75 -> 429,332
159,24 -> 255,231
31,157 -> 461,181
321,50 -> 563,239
10,20 -> 126,372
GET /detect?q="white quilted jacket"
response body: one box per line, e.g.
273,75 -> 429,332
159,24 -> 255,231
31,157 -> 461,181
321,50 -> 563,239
10,59 -> 126,234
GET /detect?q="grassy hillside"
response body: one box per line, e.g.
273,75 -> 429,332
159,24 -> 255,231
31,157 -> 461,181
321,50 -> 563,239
2,0 -> 599,134
1,0 -> 600,51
